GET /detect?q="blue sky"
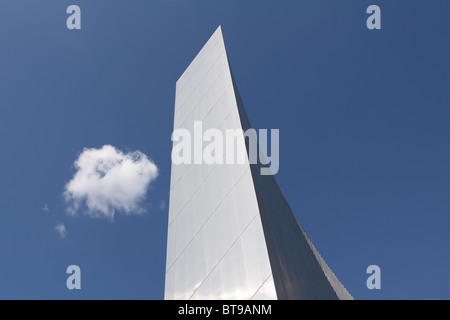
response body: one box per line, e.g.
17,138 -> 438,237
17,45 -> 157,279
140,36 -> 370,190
0,1 -> 449,299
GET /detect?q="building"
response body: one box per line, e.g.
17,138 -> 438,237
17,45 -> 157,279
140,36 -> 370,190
164,26 -> 352,300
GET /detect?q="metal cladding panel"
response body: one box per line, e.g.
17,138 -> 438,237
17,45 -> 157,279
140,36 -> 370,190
165,26 -> 277,300
165,26 -> 352,300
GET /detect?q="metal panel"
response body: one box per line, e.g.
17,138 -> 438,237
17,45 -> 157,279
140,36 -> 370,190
165,26 -> 276,300
165,26 -> 352,300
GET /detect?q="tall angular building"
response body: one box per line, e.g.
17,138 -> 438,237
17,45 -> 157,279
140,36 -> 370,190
165,26 -> 352,300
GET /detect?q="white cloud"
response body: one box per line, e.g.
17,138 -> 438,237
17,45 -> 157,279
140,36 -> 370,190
42,204 -> 49,212
55,223 -> 67,238
64,145 -> 159,220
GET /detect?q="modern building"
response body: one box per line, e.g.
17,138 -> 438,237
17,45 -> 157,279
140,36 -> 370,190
164,26 -> 352,300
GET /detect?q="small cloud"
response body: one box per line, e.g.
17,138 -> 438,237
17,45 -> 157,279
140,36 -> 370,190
63,145 -> 159,220
159,200 -> 166,210
55,223 -> 67,238
42,204 -> 49,212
